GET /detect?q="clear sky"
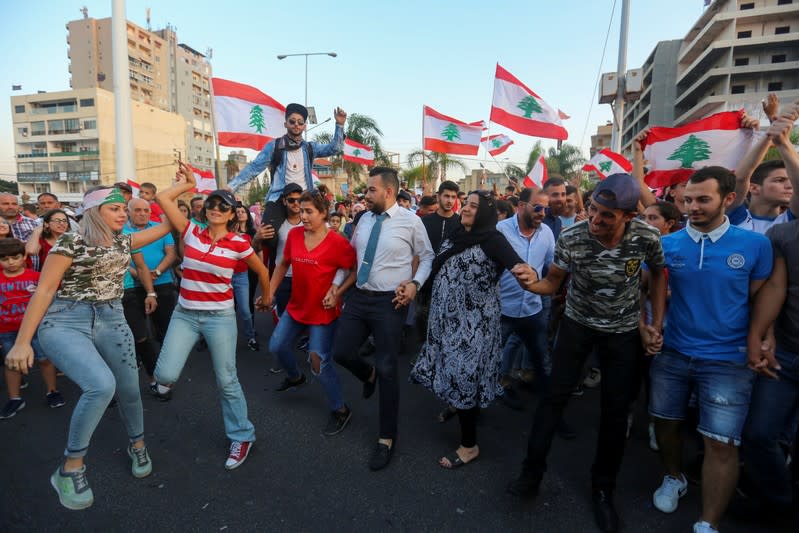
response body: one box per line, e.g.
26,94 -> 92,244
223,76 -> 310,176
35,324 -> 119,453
1,0 -> 711,182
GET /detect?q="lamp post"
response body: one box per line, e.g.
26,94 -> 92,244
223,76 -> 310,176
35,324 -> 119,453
276,52 -> 337,110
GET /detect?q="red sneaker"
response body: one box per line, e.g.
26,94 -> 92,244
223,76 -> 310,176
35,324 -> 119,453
224,441 -> 252,470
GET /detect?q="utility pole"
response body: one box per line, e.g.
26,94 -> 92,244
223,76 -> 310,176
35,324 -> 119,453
610,0 -> 630,153
111,0 -> 136,183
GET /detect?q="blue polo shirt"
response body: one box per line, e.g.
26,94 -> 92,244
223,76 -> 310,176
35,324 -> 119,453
662,217 -> 773,363
497,215 -> 555,318
123,221 -> 175,289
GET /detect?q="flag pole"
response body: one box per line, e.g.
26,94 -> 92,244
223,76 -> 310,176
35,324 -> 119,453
487,152 -> 513,182
209,77 -> 222,190
421,105 -> 427,194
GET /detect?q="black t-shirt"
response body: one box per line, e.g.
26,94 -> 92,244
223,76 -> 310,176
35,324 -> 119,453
766,220 -> 799,354
422,212 -> 461,254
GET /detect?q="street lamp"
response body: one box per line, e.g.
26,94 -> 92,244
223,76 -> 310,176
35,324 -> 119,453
276,52 -> 337,110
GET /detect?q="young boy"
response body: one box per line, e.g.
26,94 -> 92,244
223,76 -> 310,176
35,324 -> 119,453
0,238 -> 64,418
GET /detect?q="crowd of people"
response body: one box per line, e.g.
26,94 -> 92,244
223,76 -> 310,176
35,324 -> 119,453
1,99 -> 798,533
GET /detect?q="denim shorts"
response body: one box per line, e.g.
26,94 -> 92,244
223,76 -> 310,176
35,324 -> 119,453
0,331 -> 47,362
649,348 -> 755,446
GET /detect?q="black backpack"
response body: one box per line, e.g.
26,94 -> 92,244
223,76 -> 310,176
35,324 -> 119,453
268,137 -> 314,183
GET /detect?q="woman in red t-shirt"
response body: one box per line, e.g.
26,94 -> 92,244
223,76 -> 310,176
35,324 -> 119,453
25,209 -> 70,270
268,191 -> 357,436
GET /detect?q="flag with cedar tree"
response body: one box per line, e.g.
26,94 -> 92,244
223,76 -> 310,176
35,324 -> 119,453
423,106 -> 483,155
481,134 -> 514,156
343,138 -> 375,166
212,78 -> 285,151
582,149 -> 633,179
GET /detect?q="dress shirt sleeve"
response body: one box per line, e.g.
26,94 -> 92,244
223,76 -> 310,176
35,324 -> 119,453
410,215 -> 434,285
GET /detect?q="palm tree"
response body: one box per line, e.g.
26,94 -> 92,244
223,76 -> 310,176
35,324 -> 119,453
313,113 -> 388,189
525,141 -> 546,173
546,143 -> 586,184
406,150 -> 468,186
401,165 -> 430,189
224,154 -> 240,180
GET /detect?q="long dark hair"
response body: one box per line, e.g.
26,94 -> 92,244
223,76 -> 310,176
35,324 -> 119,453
235,203 -> 256,237
42,209 -> 69,239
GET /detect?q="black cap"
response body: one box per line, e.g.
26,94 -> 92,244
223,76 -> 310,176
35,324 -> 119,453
285,103 -> 308,121
591,173 -> 641,212
113,181 -> 133,194
207,189 -> 236,206
397,190 -> 412,202
282,183 -> 303,196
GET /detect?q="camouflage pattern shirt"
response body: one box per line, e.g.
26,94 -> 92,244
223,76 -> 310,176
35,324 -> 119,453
554,219 -> 664,333
49,232 -> 132,302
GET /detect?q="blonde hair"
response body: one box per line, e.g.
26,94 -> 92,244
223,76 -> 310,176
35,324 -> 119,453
79,186 -> 117,247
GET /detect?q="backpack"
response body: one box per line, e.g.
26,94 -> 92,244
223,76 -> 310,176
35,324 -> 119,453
268,137 -> 314,184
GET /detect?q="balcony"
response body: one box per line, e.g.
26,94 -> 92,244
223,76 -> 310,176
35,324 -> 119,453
50,150 -> 100,157
16,153 -> 48,158
67,172 -> 99,181
677,60 -> 799,106
675,88 -> 799,126
17,172 -> 58,183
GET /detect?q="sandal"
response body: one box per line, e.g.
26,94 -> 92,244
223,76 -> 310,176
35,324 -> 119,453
439,451 -> 478,469
437,407 -> 457,423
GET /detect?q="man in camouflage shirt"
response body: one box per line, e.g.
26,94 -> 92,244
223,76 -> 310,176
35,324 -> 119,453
507,174 -> 667,533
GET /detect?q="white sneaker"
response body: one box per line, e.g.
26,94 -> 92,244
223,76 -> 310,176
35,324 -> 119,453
648,422 -> 659,451
693,521 -> 719,533
653,474 -> 688,513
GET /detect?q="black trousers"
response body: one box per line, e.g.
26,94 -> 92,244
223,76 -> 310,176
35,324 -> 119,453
522,316 -> 641,490
332,289 -> 405,440
122,285 -> 177,376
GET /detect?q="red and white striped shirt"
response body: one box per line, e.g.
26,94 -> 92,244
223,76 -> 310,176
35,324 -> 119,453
179,222 -> 254,310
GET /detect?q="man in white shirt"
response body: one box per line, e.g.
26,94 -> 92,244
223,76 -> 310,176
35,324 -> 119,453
330,167 -> 434,471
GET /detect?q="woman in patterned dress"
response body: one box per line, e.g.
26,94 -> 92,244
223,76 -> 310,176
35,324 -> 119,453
410,191 -> 538,468
4,186 -> 173,510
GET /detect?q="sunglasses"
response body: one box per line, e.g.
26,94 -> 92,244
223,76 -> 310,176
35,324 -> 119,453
204,200 -> 233,212
530,203 -> 550,214
287,119 -> 305,126
285,197 -> 301,204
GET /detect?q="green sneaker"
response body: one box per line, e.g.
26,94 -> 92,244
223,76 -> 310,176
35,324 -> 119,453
127,444 -> 152,478
50,465 -> 94,510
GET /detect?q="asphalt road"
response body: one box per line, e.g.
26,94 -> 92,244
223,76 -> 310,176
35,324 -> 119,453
0,311 -> 788,533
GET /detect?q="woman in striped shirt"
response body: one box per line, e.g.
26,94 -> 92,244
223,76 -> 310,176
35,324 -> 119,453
153,163 -> 271,470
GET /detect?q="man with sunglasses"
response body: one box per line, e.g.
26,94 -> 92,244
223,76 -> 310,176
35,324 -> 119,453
507,174 -> 666,533
496,188 -> 555,404
228,103 -> 346,254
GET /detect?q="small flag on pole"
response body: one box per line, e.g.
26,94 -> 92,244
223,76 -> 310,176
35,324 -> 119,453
343,138 -> 376,166
423,106 -> 483,155
582,149 -> 633,179
127,179 -> 141,197
523,156 -> 548,188
481,134 -> 514,156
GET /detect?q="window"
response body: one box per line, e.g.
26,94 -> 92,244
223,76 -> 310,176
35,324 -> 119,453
740,2 -> 754,9
68,182 -> 84,193
33,162 -> 49,172
778,0 -> 793,5
731,85 -> 746,94
772,54 -> 787,63
734,57 -> 749,66
17,127 -> 28,137
738,30 -> 752,38
33,183 -> 51,194
83,119 -> 96,130
30,121 -> 45,136
775,26 -> 790,34
17,162 -> 34,173
768,81 -> 783,91
14,105 -> 25,113
48,119 -> 64,135
64,119 -> 80,133
79,98 -> 94,107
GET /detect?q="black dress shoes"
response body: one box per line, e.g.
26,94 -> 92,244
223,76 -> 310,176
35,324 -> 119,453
592,489 -> 619,533
368,442 -> 393,471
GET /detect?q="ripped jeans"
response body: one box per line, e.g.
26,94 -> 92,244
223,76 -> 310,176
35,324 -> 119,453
268,311 -> 342,411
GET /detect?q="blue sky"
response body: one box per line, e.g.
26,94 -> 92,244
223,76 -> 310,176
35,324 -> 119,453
1,0 -> 711,181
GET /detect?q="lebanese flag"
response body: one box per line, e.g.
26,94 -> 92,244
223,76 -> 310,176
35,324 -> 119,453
343,138 -> 375,166
423,106 -> 483,155
582,148 -> 633,179
640,110 -> 761,188
188,165 -> 217,194
127,179 -> 141,196
490,64 -> 568,140
524,156 -> 548,188
481,134 -> 514,156
212,78 -> 285,151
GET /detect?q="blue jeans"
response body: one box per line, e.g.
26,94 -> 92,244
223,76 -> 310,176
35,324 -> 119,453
742,347 -> 799,505
0,331 -> 46,361
649,348 -> 755,446
231,271 -> 256,340
37,299 -> 143,458
501,311 -> 551,391
269,311 -> 343,411
155,305 -> 255,442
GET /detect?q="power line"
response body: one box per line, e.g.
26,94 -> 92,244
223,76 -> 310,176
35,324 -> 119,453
579,0 -> 618,152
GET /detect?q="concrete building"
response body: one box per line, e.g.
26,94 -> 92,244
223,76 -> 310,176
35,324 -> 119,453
591,122 -> 614,157
458,169 -> 508,193
67,14 -> 214,171
620,40 -> 682,156
674,0 -> 799,125
11,88 -> 185,203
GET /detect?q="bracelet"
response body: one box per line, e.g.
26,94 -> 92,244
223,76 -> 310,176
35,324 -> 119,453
154,268 -> 162,276
146,292 -> 157,298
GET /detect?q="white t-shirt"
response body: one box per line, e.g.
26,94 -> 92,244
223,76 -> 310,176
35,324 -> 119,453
284,150 -> 306,190
729,203 -> 795,234
276,218 -> 303,277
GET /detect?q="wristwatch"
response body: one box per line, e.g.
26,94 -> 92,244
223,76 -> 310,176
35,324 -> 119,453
411,280 -> 421,291
154,268 -> 162,276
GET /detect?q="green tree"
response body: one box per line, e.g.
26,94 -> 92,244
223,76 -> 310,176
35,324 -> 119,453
667,134 -> 711,168
598,160 -> 613,174
246,175 -> 269,205
525,141 -> 546,173
249,105 -> 265,133
0,179 -> 19,194
406,150 -> 468,184
224,154 -> 240,180
517,96 -> 543,118
441,123 -> 461,142
546,143 -> 587,183
401,165 -> 430,189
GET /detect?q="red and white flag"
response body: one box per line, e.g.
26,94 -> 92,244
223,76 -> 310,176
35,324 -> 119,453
423,106 -> 483,155
523,155 -> 548,188
188,165 -> 217,194
211,78 -> 285,151
640,110 -> 761,188
481,134 -> 514,156
127,179 -> 141,197
558,109 -> 571,120
582,148 -> 633,179
490,64 -> 568,140
343,138 -> 375,166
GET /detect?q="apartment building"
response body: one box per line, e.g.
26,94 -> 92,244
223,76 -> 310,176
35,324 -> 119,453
591,122 -> 614,157
67,14 -> 215,171
11,88 -> 185,203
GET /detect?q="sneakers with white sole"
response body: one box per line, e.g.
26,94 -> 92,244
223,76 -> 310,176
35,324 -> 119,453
225,440 -> 252,470
127,444 -> 152,478
653,474 -> 688,513
50,465 -> 94,510
693,521 -> 719,533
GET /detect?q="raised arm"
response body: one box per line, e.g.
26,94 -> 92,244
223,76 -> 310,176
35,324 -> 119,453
632,129 -> 658,207
768,103 -> 799,216
153,162 -> 196,238
24,225 -> 44,256
310,108 -> 346,158
728,113 -> 768,211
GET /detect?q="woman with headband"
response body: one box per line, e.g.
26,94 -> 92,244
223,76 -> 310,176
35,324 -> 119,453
4,185 -> 173,510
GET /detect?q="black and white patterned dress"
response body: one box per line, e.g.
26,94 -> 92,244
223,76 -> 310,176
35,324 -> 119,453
411,239 -> 516,409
